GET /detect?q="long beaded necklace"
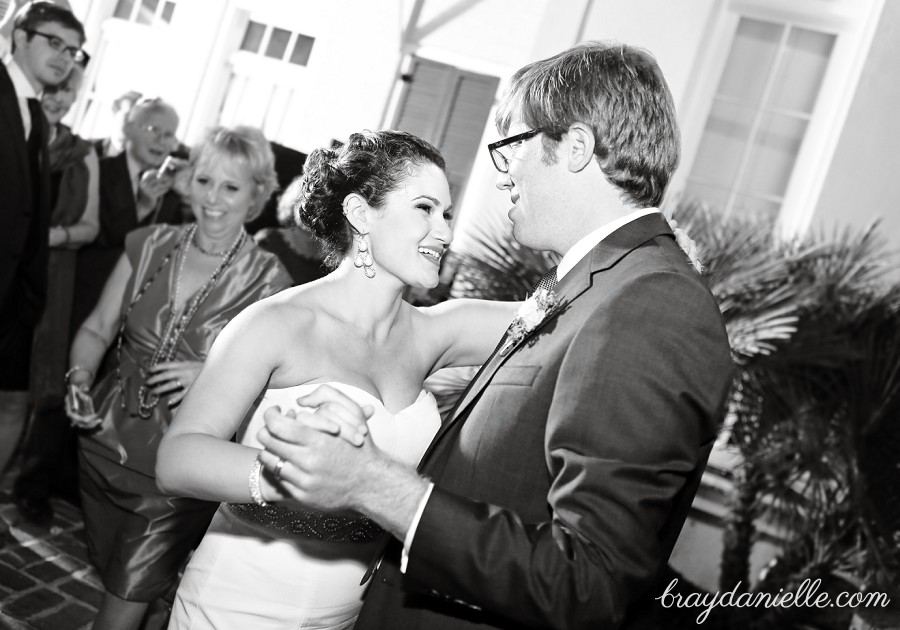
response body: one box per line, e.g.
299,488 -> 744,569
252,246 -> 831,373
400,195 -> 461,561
192,231 -> 231,257
115,224 -> 247,419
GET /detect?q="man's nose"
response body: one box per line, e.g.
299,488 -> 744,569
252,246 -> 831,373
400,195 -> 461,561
495,171 -> 512,190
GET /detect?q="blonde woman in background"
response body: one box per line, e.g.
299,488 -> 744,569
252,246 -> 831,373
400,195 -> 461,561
66,126 -> 291,630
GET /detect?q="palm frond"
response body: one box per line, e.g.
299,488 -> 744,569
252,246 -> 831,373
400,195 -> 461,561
685,204 -> 900,602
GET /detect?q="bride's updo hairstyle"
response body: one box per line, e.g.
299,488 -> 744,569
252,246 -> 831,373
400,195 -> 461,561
292,130 -> 445,269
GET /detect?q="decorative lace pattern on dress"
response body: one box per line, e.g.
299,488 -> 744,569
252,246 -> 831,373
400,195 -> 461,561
226,502 -> 384,543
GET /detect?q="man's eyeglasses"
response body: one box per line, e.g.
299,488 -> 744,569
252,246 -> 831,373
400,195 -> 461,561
141,124 -> 177,143
26,30 -> 86,63
487,129 -> 545,173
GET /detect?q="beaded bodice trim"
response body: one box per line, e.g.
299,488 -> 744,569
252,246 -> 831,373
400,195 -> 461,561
225,502 -> 384,543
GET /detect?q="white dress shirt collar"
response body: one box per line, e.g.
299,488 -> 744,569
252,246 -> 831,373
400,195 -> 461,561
125,149 -> 143,198
5,57 -> 38,99
6,57 -> 40,138
1,33 -> 13,65
556,208 -> 660,280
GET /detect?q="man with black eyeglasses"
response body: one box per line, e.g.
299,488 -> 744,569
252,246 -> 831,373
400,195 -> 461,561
0,1 -> 85,478
0,0 -> 73,61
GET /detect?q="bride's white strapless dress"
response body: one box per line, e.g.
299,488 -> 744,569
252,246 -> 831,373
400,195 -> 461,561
167,382 -> 441,630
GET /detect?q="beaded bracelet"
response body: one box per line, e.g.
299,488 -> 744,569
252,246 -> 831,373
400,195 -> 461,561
249,452 -> 267,507
65,365 -> 94,384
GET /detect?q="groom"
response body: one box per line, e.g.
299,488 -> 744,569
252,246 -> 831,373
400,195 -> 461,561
260,41 -> 734,629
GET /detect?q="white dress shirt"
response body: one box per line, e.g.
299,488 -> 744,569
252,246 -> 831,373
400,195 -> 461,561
556,207 -> 660,280
125,150 -> 143,199
401,207 -> 663,572
0,33 -> 11,64
5,57 -> 38,138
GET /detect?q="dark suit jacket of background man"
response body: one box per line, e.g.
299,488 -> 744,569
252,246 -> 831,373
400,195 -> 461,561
0,62 -> 51,331
356,213 -> 734,629
70,151 -> 184,331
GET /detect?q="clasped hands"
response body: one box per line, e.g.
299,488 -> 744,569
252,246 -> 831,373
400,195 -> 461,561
257,385 -> 381,512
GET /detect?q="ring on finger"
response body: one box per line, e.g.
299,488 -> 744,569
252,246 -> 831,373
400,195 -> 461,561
274,457 -> 287,482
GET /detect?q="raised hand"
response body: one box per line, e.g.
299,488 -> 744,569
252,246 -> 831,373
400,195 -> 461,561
138,169 -> 174,206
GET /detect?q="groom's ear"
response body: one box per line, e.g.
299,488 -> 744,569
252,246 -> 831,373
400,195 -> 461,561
342,193 -> 370,234
565,122 -> 596,173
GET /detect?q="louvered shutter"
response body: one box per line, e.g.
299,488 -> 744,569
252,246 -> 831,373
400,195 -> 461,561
393,57 -> 498,206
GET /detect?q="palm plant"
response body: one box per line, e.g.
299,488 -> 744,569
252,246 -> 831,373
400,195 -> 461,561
675,202 -> 900,628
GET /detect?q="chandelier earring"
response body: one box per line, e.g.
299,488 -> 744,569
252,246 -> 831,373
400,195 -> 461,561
353,233 -> 375,278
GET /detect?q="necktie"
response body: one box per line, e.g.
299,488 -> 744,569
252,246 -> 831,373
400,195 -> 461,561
534,265 -> 558,294
26,98 -> 43,200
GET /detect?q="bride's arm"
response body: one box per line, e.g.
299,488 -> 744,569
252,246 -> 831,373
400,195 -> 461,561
156,299 -> 295,503
421,298 -> 520,371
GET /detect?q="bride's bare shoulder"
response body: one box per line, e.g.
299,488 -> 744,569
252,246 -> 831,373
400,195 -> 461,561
232,282 -> 330,337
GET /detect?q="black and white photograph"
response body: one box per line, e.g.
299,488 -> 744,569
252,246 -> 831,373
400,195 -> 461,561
1,0 -> 898,628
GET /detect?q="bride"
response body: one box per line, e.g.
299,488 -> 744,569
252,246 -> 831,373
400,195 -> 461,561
156,130 -> 517,629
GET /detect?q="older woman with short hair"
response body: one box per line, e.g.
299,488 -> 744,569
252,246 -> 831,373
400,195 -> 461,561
66,125 -> 292,630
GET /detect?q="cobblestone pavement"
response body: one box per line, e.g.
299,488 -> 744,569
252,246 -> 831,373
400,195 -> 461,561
0,473 -> 170,630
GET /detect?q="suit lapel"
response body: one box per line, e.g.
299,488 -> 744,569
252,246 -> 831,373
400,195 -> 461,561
0,65 -> 30,182
421,213 -> 675,466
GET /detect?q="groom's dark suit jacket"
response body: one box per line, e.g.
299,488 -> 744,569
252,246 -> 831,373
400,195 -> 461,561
0,62 -> 51,390
0,62 -> 51,327
356,213 -> 734,629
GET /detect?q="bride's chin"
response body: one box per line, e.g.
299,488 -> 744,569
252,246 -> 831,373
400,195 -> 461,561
410,278 -> 440,291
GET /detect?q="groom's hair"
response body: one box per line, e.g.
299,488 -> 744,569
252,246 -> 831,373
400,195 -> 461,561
495,41 -> 680,209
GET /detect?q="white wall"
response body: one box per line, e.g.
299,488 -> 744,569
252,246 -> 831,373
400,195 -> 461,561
580,0 -> 719,111
75,0 -> 414,152
812,0 -> 900,281
451,0 -> 717,249
413,0 -> 549,73
224,0 -> 409,152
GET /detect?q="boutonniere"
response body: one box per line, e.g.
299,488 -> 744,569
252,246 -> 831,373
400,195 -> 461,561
499,287 -> 560,357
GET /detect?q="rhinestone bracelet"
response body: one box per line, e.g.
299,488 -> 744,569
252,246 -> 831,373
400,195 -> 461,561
248,452 -> 267,507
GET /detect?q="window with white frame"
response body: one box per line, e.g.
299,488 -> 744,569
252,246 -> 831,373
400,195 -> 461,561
113,0 -> 176,25
239,20 -> 315,67
685,19 -> 834,223
678,0 -> 884,234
